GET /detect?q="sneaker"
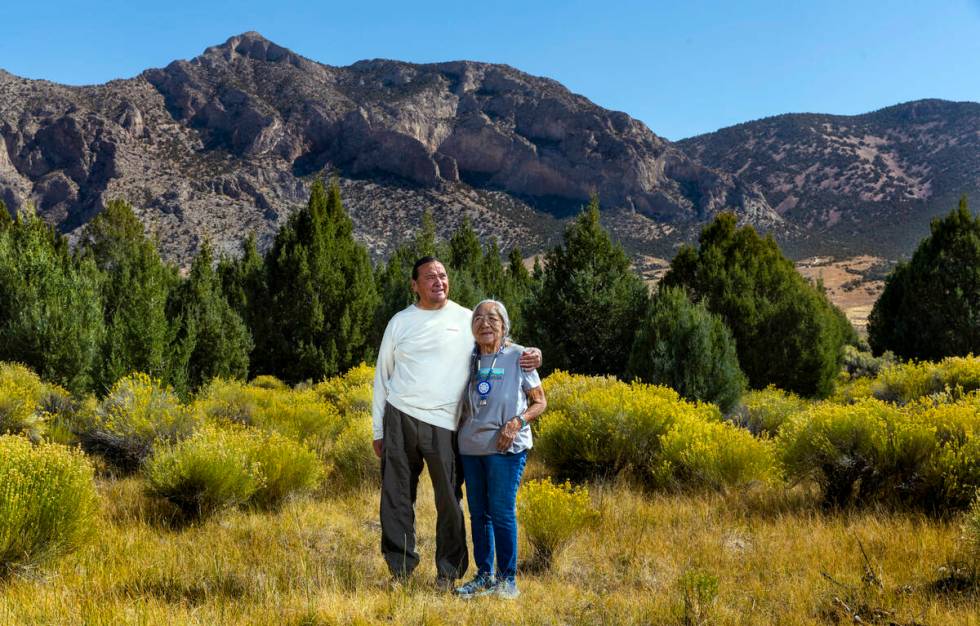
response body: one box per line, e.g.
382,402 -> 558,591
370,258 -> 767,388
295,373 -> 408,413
493,579 -> 520,600
455,572 -> 496,598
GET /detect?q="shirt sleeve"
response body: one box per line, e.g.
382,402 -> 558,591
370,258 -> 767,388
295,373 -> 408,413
521,368 -> 541,392
372,317 -> 398,440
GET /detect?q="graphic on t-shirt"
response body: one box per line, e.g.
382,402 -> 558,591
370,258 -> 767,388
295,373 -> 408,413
477,367 -> 505,380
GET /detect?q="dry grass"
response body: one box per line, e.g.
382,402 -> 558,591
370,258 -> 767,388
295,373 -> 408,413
1,466 -> 977,625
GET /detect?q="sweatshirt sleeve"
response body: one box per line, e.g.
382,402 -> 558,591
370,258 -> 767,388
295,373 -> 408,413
372,316 -> 397,440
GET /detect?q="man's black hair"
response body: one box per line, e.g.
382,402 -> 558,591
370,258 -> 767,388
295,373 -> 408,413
412,256 -> 442,280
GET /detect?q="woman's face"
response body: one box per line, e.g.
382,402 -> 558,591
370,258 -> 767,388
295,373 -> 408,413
472,302 -> 504,348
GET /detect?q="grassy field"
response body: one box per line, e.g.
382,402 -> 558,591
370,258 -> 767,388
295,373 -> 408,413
1,463 -> 977,625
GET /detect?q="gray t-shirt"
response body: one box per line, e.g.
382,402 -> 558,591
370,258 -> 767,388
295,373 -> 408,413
457,343 -> 541,456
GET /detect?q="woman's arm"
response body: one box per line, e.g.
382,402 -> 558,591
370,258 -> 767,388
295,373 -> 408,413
496,386 -> 547,452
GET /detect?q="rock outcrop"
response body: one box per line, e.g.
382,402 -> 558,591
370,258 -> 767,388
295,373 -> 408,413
0,32 -> 778,263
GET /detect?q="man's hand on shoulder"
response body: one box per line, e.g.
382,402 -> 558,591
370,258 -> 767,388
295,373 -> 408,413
519,347 -> 542,371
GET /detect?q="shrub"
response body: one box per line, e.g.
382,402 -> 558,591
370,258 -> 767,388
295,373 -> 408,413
517,478 -> 598,570
247,430 -> 323,509
250,375 -> 289,391
194,380 -> 343,447
0,363 -> 45,442
627,286 -> 746,413
873,356 -> 980,405
734,386 -> 809,437
0,435 -> 98,575
654,413 -> 777,490
79,373 -> 198,471
537,374 -> 716,481
144,424 -> 265,518
328,416 -> 377,490
678,569 -> 719,626
841,345 -> 896,379
777,399 -> 943,508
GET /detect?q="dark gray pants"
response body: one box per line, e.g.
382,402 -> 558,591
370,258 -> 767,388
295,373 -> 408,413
380,403 -> 468,580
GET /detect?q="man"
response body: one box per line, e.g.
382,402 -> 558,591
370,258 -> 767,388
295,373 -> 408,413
372,256 -> 540,588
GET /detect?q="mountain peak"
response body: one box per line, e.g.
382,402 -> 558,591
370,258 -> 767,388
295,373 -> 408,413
199,31 -> 308,68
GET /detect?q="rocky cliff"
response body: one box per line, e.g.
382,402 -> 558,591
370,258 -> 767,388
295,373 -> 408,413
0,32 -> 779,262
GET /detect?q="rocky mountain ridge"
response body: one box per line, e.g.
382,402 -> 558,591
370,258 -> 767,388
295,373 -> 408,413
678,99 -> 980,257
0,32 -> 779,263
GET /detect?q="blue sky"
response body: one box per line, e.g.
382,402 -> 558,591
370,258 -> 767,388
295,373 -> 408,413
2,1 -> 978,140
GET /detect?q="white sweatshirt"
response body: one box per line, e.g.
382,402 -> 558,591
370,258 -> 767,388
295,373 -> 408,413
372,301 -> 473,439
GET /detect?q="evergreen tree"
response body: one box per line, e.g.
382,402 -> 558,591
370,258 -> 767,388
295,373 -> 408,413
264,179 -> 379,382
523,196 -> 649,377
217,233 -> 269,375
627,286 -> 746,413
0,208 -> 104,393
868,196 -> 980,360
169,241 -> 252,393
79,199 -> 179,389
663,213 -> 849,398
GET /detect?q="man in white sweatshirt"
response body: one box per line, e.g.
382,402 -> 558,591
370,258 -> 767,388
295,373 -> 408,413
372,256 -> 540,587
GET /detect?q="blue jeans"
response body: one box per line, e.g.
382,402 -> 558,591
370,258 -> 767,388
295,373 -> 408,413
460,451 -> 528,582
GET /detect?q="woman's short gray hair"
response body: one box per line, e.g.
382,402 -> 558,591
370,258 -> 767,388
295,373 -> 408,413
473,299 -> 511,341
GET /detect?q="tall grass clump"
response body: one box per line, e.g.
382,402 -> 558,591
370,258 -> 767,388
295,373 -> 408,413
328,418 -> 376,490
144,424 -> 265,519
0,435 -> 98,575
518,478 -> 599,571
78,373 -> 197,471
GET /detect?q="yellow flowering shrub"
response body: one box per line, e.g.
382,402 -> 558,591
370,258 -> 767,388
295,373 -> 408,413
79,373 -> 197,471
247,430 -> 323,509
873,355 -> 980,405
654,413 -> 777,490
517,478 -> 599,570
536,372 -> 727,485
195,379 -> 343,447
328,415 -> 377,491
144,424 -> 266,518
736,386 -> 810,436
249,375 -> 289,391
0,362 -> 46,442
0,435 -> 98,574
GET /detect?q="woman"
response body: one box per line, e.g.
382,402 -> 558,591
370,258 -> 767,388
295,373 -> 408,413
454,299 -> 547,599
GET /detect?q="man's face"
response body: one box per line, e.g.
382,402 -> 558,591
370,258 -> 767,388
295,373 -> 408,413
412,261 -> 450,309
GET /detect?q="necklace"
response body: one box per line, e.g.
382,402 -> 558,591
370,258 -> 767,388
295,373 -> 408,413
476,347 -> 502,407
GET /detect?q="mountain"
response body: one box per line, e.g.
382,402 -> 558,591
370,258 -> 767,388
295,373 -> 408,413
677,100 -> 980,258
0,32 -> 779,264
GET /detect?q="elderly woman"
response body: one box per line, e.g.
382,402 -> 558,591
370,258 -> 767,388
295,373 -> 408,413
454,299 -> 547,600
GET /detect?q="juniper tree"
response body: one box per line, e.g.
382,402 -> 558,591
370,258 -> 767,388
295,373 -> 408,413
263,179 -> 379,382
627,285 -> 746,412
663,213 -> 850,398
523,196 -> 649,377
868,196 -> 980,360
0,208 -> 104,393
79,199 -> 179,389
168,241 -> 252,393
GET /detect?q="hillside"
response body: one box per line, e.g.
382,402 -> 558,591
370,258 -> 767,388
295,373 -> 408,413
678,100 -> 980,258
0,32 -> 778,263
